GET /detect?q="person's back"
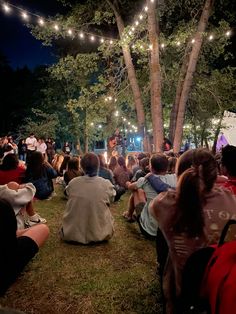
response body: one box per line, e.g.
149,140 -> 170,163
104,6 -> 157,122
61,153 -> 116,244
0,154 -> 25,185
221,145 -> 236,195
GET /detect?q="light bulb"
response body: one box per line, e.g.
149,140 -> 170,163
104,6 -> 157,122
79,32 -> 84,39
38,18 -> 44,26
54,24 -> 59,31
3,4 -> 10,13
22,12 -> 28,20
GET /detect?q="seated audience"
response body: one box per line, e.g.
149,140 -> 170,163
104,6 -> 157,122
108,156 -> 117,173
126,154 -> 137,174
113,156 -> 132,189
150,148 -> 236,313
0,181 -> 46,228
0,199 -> 49,296
59,155 -> 71,177
131,157 -> 150,182
60,153 -> 115,244
0,154 -> 26,185
25,151 -> 57,200
98,154 -> 115,184
124,154 -> 176,238
221,145 -> 236,195
64,157 -> 82,186
167,157 -> 177,174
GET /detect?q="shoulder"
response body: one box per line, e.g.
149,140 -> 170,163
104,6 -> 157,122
152,189 -> 176,216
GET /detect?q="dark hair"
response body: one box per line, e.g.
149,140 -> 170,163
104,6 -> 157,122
26,151 -> 45,179
167,157 -> 177,174
174,149 -> 217,237
80,153 -> 99,177
117,156 -> 127,171
0,154 -> 19,170
67,157 -> 79,171
150,154 -> 168,174
140,157 -> 150,173
221,145 -> 236,177
108,156 -> 117,172
98,154 -> 106,168
59,155 -> 71,175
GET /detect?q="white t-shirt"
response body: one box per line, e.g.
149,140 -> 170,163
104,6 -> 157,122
37,142 -> 47,154
26,136 -> 37,151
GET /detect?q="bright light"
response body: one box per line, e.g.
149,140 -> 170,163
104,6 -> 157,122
128,122 -> 131,125
54,24 -> 59,31
136,137 -> 141,142
79,32 -> 84,39
123,118 -> 126,121
140,45 -> 143,49
177,41 -> 181,46
144,6 -> 148,11
115,111 -> 119,117
161,43 -> 165,48
209,35 -> 214,41
114,98 -> 117,102
100,38 -> 104,43
191,39 -> 195,44
98,125 -> 102,129
38,18 -> 44,26
68,29 -> 73,36
150,0 -> 155,2
22,12 -> 29,20
110,40 -> 113,44
139,15 -> 143,20
132,45 -> 135,49
108,96 -> 112,101
90,122 -> 94,126
135,21 -> 139,26
132,27 -> 135,31
103,151 -> 108,164
105,98 -> 108,102
90,35 -> 95,41
3,4 -> 10,13
226,30 -> 231,37
129,31 -> 132,35
149,44 -> 153,50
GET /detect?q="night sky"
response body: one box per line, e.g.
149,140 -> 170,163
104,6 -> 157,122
0,0 -> 67,69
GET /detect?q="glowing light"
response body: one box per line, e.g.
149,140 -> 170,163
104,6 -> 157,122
128,122 -> 131,125
100,38 -> 104,43
149,44 -> 153,50
108,96 -> 112,101
161,43 -> 165,48
123,118 -> 126,121
115,111 -> 119,117
3,4 -> 10,13
129,31 -> 132,35
177,41 -> 181,46
140,45 -> 143,49
150,0 -> 155,2
226,30 -> 231,37
105,98 -> 108,102
98,125 -> 102,129
54,24 -> 59,31
115,98 -> 117,102
136,137 -> 141,142
132,45 -> 135,49
144,6 -> 148,11
22,12 -> 29,20
110,40 -> 113,44
208,34 -> 214,41
68,29 -> 73,36
38,18 -> 44,26
139,15 -> 143,20
79,32 -> 84,39
90,35 -> 95,41
90,122 -> 94,126
132,27 -> 135,31
191,39 -> 195,44
135,21 -> 139,26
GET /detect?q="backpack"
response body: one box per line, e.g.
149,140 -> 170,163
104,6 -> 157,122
180,219 -> 236,314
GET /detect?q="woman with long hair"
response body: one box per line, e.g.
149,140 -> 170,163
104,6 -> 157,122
25,151 -> 57,200
64,157 -> 82,186
151,148 -> 236,313
0,153 -> 25,184
108,156 -> 117,173
113,156 -> 132,189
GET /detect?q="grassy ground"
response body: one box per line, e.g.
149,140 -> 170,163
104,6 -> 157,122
0,186 -> 163,314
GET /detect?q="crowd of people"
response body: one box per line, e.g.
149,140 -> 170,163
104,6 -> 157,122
0,132 -> 236,313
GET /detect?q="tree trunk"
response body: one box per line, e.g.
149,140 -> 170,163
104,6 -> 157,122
173,0 -> 214,153
84,108 -> 89,153
147,0 -> 164,152
169,43 -> 191,143
212,113 -> 224,154
106,0 -> 148,151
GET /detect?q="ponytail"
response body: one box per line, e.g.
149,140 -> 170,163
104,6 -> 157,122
174,167 -> 205,237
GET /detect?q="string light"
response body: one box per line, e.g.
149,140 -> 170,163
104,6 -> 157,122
67,29 -> 73,36
3,4 -> 10,13
191,39 -> 195,44
38,18 -> 44,26
21,12 -> 29,20
54,24 -> 59,31
100,38 -> 104,43
90,35 -> 95,41
176,41 -> 181,46
144,6 -> 148,12
79,32 -> 84,39
226,30 -> 231,37
161,43 -> 165,48
208,34 -> 214,41
139,15 -> 143,20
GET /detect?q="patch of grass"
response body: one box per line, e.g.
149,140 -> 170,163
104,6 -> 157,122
0,186 -> 163,313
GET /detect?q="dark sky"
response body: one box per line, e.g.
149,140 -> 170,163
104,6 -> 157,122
0,0 -> 67,69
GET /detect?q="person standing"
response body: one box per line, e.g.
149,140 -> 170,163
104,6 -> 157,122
25,133 -> 37,163
37,138 -> 47,159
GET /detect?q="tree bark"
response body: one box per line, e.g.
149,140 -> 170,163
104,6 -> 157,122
169,43 -> 191,143
106,0 -> 148,151
173,0 -> 214,153
147,0 -> 164,152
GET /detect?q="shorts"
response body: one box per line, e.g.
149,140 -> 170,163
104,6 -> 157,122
0,236 -> 39,295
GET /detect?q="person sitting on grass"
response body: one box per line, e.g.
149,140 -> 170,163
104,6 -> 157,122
0,199 -> 49,296
63,157 -> 83,186
60,153 -> 116,245
0,181 -> 46,228
150,148 -> 236,313
221,145 -> 236,195
0,153 -> 26,185
25,151 -> 57,200
123,154 -> 176,239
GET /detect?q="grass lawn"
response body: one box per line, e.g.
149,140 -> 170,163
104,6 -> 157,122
0,186 -> 163,314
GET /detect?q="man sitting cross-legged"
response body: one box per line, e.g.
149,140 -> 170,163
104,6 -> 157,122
60,153 -> 116,245
123,154 -> 176,240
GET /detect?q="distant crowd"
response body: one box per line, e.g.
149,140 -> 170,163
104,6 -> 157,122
0,132 -> 236,313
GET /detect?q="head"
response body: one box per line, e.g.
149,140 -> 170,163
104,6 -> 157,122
27,151 -> 45,178
140,157 -> 150,174
67,157 -> 80,171
117,156 -> 126,169
221,145 -> 236,178
98,154 -> 106,168
1,153 -> 19,170
127,155 -> 136,167
137,152 -> 147,165
167,157 -> 177,174
174,149 -> 218,237
30,133 -> 34,138
150,154 -> 168,175
80,153 -> 99,177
